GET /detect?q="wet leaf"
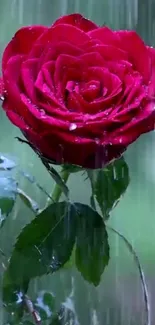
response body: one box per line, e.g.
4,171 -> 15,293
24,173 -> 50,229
34,291 -> 55,320
88,157 -> 129,220
50,316 -> 62,325
0,154 -> 17,170
3,274 -> 28,305
5,202 -> 76,284
50,305 -> 76,325
75,204 -> 109,286
2,277 -> 29,325
43,292 -> 55,311
0,172 -> 17,227
17,189 -> 39,213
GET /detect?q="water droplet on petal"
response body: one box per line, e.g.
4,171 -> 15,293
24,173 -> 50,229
105,111 -> 109,116
40,109 -> 45,115
75,137 -> 81,143
95,137 -> 100,144
69,123 -> 77,131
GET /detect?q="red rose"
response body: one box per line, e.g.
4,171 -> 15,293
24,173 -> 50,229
1,13 -> 155,168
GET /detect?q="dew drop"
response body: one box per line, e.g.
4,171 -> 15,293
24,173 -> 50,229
40,109 -> 45,115
105,111 -> 109,116
75,137 -> 81,143
27,98 -> 32,104
95,137 -> 100,144
40,109 -> 46,119
69,123 -> 77,131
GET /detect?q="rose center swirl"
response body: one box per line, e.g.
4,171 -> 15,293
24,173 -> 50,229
65,79 -> 108,103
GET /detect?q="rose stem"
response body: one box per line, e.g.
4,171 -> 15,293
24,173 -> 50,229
50,169 -> 70,203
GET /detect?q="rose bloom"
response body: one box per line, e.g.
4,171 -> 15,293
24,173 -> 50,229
1,13 -> 155,168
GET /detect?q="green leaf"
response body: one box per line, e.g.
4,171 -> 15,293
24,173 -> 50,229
3,273 -> 28,305
34,291 -> 55,320
5,202 -> 76,284
75,203 -> 109,286
50,305 -> 76,325
0,154 -> 17,170
88,157 -> 130,220
17,188 -> 39,213
2,277 -> 28,325
43,292 -> 55,311
0,172 -> 17,227
50,316 -> 62,325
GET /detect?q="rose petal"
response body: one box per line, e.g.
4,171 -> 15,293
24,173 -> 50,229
2,26 -> 46,71
38,101 -> 112,123
66,92 -> 84,113
79,52 -> 105,66
81,80 -> 101,101
6,110 -> 29,130
39,41 -> 84,67
107,102 -> 155,145
147,46 -> 155,97
107,61 -> 132,79
58,52 -> 105,100
38,129 -> 97,168
0,77 -> 5,97
42,61 -> 55,91
53,13 -> 98,32
81,39 -> 102,50
123,73 -> 144,105
115,30 -> 151,83
90,44 -> 128,61
86,67 -> 122,97
66,67 -> 122,114
3,55 -> 43,129
21,58 -> 39,102
28,129 -> 124,169
88,26 -> 120,46
3,55 -> 24,112
54,54 -> 84,97
21,93 -> 69,130
35,70 -> 66,110
28,43 -> 45,59
36,24 -> 90,48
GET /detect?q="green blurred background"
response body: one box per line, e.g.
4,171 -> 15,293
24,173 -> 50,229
0,0 -> 155,324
